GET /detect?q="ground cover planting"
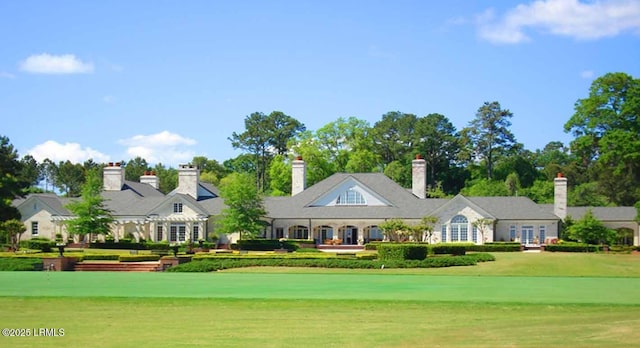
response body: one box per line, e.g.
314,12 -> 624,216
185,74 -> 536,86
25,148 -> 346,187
0,252 -> 639,347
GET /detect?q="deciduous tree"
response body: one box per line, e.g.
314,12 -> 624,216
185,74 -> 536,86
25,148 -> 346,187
216,172 -> 267,240
64,169 -> 114,242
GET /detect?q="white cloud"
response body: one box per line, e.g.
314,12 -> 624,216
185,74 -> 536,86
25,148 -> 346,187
117,131 -> 197,165
477,0 -> 640,44
0,71 -> 15,79
27,140 -> 110,164
580,70 -> 595,79
19,53 -> 94,74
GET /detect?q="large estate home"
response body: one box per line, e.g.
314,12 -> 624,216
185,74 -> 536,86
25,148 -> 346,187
13,157 -> 640,247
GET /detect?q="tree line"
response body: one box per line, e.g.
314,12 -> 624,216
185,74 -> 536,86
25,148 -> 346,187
1,72 -> 639,224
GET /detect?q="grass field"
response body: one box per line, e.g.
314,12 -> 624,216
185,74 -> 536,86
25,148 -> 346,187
1,252 -> 639,347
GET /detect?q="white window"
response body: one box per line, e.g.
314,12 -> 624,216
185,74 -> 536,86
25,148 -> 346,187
366,226 -> 383,241
538,225 -> 546,244
318,226 -> 333,242
170,224 -> 186,242
156,225 -> 163,241
173,203 -> 183,213
275,228 -> 284,239
510,225 -> 517,241
290,225 -> 309,239
522,226 -> 534,244
450,215 -> 468,242
31,221 -> 39,236
472,226 -> 478,243
441,224 -> 447,242
336,188 -> 366,205
192,225 -> 199,241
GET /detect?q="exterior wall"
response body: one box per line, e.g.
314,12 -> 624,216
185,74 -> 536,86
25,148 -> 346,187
434,204 -> 494,244
554,176 -> 568,220
495,220 -> 559,244
19,209 -> 59,241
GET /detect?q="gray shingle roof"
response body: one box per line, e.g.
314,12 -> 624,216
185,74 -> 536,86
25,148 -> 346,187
467,196 -> 559,220
567,206 -> 637,221
264,173 -> 447,219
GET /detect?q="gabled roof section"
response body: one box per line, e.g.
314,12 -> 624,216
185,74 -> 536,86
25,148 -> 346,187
147,193 -> 210,217
122,180 -> 165,198
429,194 -> 496,219
264,173 -> 439,219
15,193 -> 73,219
308,176 -> 392,207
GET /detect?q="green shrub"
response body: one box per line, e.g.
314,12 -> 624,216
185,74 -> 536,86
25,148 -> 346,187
467,243 -> 521,252
430,244 -> 468,256
19,238 -> 55,252
545,243 -> 601,252
167,254 -> 492,272
295,248 -> 321,253
89,241 -> 147,250
82,254 -> 120,261
236,239 -> 298,251
0,257 -> 43,271
118,255 -> 161,262
367,244 -> 428,261
146,242 -> 171,250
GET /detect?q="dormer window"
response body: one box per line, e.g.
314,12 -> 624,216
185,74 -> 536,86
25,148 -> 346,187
173,202 -> 183,213
336,188 -> 366,205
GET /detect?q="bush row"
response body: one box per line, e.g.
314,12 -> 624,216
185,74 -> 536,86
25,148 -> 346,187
19,238 -> 56,252
367,242 -> 522,253
0,257 -> 43,271
118,255 -> 162,262
544,243 -> 602,252
166,253 -> 494,272
233,239 -> 309,251
82,254 -> 120,261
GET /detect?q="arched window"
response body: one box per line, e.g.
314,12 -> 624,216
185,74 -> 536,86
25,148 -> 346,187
336,188 -> 366,205
450,215 -> 468,242
315,225 -> 333,243
365,225 -> 383,242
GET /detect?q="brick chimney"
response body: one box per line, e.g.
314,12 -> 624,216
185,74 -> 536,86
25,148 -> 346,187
103,162 -> 124,191
291,156 -> 306,196
140,170 -> 159,189
176,164 -> 200,199
554,173 -> 568,220
412,154 -> 426,199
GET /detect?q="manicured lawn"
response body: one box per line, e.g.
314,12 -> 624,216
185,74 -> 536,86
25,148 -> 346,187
1,252 -> 639,347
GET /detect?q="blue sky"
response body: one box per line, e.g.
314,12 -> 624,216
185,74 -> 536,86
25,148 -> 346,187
2,0 -> 639,167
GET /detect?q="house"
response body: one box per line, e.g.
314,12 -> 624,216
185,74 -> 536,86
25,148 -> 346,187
12,157 -> 640,246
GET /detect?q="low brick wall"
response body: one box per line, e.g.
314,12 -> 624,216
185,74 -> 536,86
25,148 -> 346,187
42,257 -> 79,271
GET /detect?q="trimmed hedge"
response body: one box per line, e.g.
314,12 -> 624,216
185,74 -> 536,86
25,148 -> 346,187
89,241 -> 148,250
236,239 -> 298,251
430,244 -> 467,256
19,238 -> 55,252
167,253 -> 495,272
467,243 -> 522,252
82,254 -> 120,261
544,243 -> 602,252
377,244 -> 428,261
0,257 -> 43,271
118,255 -> 161,262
